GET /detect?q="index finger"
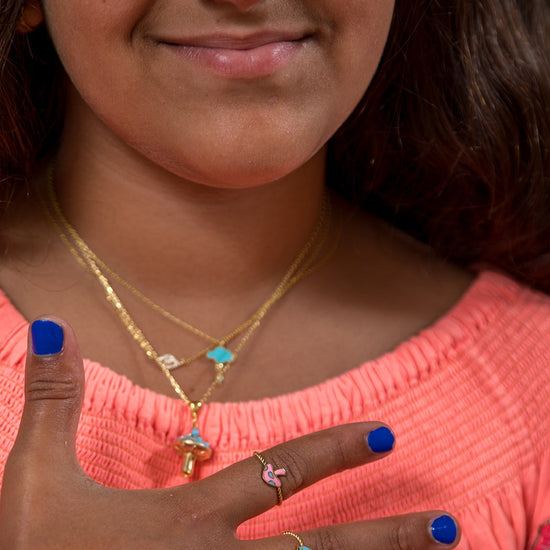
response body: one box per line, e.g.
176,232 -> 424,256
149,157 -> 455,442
200,422 -> 395,526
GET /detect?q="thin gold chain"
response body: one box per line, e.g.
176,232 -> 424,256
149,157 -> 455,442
85,207 -> 330,346
42,166 -> 338,407
44,166 -> 331,368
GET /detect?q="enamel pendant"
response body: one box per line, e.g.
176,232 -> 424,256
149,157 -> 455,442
206,346 -> 234,365
174,427 -> 212,477
206,346 -> 235,384
158,353 -> 181,371
174,402 -> 212,477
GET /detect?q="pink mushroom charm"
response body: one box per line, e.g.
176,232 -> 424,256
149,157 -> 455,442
261,463 -> 287,488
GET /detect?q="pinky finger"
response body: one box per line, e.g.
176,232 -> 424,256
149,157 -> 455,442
244,512 -> 461,550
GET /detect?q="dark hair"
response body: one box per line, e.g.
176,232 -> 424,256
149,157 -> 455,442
0,0 -> 63,192
328,1 -> 550,290
1,1 -> 549,289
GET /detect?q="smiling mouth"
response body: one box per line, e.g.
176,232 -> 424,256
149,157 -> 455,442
157,32 -> 312,79
160,30 -> 310,49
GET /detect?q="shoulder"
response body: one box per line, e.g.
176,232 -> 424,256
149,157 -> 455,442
447,270 -> 550,454
461,270 -> 550,351
441,269 -> 550,377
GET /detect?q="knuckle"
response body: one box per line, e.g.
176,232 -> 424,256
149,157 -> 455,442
26,375 -> 80,403
313,529 -> 347,550
266,446 -> 307,495
387,522 -> 415,550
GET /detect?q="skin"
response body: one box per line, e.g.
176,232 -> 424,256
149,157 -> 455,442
0,0 -> 470,546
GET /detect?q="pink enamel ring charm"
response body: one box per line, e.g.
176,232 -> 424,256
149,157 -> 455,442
253,451 -> 286,505
262,463 -> 287,488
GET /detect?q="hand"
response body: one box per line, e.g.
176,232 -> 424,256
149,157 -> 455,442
0,317 -> 461,549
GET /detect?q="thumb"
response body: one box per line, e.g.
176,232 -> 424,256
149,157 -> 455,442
12,317 -> 85,468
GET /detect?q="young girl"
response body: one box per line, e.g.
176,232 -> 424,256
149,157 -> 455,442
0,0 -> 548,548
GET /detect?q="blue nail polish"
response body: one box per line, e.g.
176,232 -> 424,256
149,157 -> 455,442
31,320 -> 64,356
431,515 -> 457,545
367,427 -> 395,453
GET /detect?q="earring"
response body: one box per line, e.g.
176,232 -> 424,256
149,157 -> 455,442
16,2 -> 44,34
18,19 -> 35,33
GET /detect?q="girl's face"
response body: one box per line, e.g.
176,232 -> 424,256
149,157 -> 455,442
41,0 -> 395,187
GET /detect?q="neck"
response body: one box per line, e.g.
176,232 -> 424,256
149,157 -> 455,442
49,122 -> 328,307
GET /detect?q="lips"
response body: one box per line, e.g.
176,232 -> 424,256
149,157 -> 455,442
156,31 -> 311,78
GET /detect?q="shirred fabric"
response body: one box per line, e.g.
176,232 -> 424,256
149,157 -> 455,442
0,271 -> 548,548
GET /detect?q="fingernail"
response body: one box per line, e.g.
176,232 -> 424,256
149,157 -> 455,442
31,320 -> 64,356
430,515 -> 458,545
367,426 -> 395,453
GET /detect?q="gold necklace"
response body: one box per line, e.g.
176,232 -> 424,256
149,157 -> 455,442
50,192 -> 331,372
43,167 -> 337,476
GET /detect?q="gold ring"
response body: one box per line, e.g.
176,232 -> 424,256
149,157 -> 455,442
253,451 -> 286,506
282,531 -> 313,549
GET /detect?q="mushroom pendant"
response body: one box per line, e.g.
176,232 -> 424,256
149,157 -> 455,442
174,402 -> 212,477
174,427 -> 212,477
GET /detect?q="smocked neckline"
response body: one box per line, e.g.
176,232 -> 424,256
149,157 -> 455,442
0,270 -> 521,447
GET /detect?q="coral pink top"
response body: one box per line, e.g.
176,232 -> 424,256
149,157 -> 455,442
0,271 -> 549,548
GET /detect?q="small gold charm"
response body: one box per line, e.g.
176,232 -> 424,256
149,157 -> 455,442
174,428 -> 212,477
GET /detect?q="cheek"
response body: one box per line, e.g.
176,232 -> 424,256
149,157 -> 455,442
321,0 -> 396,114
42,1 -> 146,77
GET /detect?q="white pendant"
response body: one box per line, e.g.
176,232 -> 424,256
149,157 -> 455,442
158,353 -> 181,370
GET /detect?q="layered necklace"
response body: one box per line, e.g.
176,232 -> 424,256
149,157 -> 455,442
42,166 -> 336,476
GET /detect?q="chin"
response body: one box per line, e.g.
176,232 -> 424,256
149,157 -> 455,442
167,143 -> 323,190
182,160 -> 306,189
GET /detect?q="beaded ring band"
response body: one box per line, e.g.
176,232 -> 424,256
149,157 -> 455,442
253,451 -> 287,506
282,530 -> 313,550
